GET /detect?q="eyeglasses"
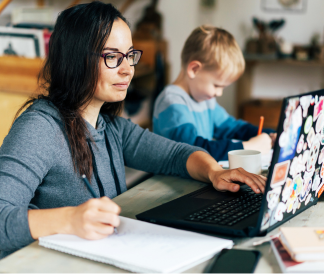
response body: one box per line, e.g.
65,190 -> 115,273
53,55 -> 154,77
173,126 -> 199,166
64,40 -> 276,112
100,50 -> 143,69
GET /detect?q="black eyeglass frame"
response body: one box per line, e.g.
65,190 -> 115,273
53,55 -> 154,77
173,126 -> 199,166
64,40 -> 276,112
100,49 -> 143,69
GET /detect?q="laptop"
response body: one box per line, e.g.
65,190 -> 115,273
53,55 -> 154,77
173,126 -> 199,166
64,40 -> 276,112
137,89 -> 324,237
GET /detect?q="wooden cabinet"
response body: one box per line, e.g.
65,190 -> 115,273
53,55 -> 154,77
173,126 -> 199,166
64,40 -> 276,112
0,56 -> 43,145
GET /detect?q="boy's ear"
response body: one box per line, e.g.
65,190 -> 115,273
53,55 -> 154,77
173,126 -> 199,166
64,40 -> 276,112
187,61 -> 202,79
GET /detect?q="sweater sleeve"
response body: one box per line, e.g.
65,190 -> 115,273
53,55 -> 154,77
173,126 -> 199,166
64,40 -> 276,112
194,136 -> 243,161
119,118 -> 206,179
0,111 -> 57,253
213,103 -> 275,140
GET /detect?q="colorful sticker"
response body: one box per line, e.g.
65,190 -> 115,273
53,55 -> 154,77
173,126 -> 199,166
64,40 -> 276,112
304,115 -> 313,134
316,181 -> 324,197
311,97 -> 315,105
305,193 -> 312,205
267,186 -> 281,210
313,97 -> 324,121
307,127 -> 315,148
279,105 -> 302,162
269,205 -> 279,226
318,148 -> 324,165
271,160 -> 290,188
318,184 -> 324,198
303,142 -> 308,151
274,202 -> 287,221
293,174 -> 303,196
292,199 -> 299,214
316,113 -> 324,133
286,196 -> 296,213
312,170 -> 321,191
299,176 -> 312,202
261,209 -> 271,231
282,178 -> 293,202
289,155 -> 305,178
296,134 -> 304,154
320,163 -> 324,178
307,135 -> 320,172
300,95 -> 312,118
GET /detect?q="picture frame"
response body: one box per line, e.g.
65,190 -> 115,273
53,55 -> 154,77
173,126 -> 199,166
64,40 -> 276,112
0,27 -> 45,58
262,0 -> 307,13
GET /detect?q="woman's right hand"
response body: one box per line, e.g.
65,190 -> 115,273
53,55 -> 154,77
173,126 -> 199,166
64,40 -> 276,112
66,197 -> 121,240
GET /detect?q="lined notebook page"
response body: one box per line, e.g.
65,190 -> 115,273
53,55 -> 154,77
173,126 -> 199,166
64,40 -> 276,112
39,216 -> 233,273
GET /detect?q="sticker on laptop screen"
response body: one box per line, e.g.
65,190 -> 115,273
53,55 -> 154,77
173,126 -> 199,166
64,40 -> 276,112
306,127 -> 315,148
274,202 -> 286,221
296,134 -> 304,154
317,182 -> 324,198
304,115 -> 313,134
271,160 -> 290,188
316,113 -> 324,133
313,97 -> 324,121
282,178 -> 293,202
267,186 -> 281,210
307,135 -> 320,172
300,95 -> 312,118
279,106 -> 302,162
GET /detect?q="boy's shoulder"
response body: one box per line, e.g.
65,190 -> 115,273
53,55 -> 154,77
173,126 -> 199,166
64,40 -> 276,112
154,85 -> 217,117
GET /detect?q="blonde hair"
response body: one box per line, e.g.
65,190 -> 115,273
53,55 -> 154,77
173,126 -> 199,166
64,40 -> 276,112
181,25 -> 245,80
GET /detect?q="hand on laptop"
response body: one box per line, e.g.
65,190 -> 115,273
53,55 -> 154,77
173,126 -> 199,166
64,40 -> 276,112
186,151 -> 266,194
209,168 -> 266,194
242,133 -> 272,154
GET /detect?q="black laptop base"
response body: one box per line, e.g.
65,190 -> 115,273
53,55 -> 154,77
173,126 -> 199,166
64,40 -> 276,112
136,185 -> 263,237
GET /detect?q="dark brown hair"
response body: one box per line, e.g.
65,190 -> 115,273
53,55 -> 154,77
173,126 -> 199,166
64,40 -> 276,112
15,1 -> 128,180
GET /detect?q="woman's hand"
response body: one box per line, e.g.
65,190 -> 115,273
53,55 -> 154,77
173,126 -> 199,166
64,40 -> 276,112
66,197 -> 121,240
208,168 -> 267,194
28,197 -> 121,240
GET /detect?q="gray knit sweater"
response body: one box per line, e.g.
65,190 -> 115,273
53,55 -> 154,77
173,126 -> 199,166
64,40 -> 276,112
0,99 -> 204,259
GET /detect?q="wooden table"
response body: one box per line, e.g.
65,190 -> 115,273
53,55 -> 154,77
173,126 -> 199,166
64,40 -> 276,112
0,175 -> 323,273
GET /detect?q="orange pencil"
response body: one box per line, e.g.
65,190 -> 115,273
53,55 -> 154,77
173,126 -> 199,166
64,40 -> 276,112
258,116 -> 264,135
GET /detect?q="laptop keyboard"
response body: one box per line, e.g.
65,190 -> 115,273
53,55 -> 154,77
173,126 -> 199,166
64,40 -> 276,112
184,189 -> 263,226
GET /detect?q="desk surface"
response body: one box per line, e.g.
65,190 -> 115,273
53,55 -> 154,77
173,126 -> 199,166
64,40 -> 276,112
0,175 -> 323,273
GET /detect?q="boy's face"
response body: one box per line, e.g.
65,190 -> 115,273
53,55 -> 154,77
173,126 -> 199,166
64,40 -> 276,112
188,67 -> 234,102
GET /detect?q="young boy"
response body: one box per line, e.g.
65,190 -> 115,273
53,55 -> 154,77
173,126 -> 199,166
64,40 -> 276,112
153,25 -> 276,161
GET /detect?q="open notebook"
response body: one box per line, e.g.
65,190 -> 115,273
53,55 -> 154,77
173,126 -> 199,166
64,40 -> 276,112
39,216 -> 233,273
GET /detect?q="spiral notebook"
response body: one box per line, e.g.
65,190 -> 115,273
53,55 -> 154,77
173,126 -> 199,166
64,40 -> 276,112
39,216 -> 233,273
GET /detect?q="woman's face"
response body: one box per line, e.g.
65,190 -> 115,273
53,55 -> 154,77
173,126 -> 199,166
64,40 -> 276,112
93,19 -> 134,104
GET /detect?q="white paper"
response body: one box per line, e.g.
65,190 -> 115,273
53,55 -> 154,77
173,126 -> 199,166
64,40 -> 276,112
39,216 -> 233,273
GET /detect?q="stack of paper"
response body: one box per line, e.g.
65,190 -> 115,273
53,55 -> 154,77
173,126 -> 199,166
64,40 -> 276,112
39,216 -> 233,273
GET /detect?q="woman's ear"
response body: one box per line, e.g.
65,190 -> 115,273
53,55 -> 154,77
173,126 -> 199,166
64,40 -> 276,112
187,61 -> 202,79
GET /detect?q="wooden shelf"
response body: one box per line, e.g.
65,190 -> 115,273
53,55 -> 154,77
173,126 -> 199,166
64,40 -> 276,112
0,56 -> 44,95
245,58 -> 324,67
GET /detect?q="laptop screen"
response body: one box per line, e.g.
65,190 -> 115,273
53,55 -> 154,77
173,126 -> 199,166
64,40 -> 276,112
260,90 -> 324,232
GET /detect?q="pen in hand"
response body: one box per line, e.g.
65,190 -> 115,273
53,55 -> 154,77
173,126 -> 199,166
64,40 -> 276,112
81,174 -> 118,234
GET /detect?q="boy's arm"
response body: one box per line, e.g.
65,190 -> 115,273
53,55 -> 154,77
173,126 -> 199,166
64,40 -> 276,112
213,103 -> 275,141
194,136 -> 243,161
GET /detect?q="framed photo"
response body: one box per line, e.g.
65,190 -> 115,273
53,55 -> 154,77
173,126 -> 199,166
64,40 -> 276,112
262,0 -> 307,13
0,27 -> 45,58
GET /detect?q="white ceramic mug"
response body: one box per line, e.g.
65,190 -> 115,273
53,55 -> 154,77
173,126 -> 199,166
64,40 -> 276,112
228,150 -> 262,175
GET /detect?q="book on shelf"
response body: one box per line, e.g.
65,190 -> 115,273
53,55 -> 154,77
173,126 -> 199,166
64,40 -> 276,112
39,216 -> 233,273
279,227 -> 324,262
271,237 -> 324,273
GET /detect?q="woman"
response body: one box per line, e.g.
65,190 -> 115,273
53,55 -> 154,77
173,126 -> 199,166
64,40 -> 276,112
0,1 -> 266,259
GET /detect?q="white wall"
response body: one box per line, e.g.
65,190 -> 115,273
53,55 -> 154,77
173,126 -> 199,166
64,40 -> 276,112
158,0 -> 324,116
